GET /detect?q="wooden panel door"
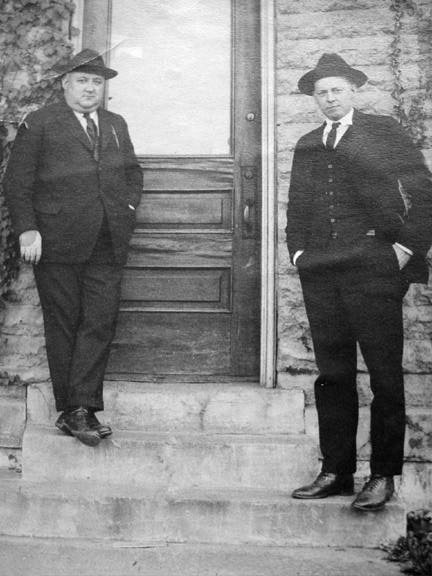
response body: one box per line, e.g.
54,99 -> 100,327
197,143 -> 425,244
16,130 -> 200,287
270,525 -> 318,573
83,0 -> 261,378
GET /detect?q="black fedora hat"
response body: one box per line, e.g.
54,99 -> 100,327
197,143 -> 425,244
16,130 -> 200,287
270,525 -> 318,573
52,48 -> 118,79
298,53 -> 368,96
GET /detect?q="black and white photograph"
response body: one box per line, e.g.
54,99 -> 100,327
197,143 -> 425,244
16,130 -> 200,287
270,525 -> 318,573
0,1 -> 431,574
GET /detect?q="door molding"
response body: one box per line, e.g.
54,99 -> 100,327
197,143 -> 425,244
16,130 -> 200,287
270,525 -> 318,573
76,0 -> 276,384
260,0 -> 276,387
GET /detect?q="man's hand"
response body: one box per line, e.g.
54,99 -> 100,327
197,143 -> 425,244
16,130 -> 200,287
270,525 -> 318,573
19,230 -> 42,264
392,243 -> 411,270
293,250 -> 304,266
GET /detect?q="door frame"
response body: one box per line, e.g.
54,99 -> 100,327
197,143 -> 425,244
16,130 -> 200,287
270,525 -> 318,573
260,0 -> 276,387
75,0 -> 277,386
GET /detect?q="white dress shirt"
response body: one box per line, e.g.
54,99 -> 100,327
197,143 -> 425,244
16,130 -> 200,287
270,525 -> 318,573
73,109 -> 99,139
322,108 -> 353,148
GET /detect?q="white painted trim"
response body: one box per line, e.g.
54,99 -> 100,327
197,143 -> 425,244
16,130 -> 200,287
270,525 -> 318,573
260,0 -> 277,387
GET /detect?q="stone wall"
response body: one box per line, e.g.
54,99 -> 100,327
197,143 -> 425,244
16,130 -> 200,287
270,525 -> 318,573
276,0 -> 432,508
0,0 -> 74,468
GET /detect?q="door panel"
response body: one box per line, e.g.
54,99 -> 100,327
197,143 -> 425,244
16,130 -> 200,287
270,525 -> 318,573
83,0 -> 261,378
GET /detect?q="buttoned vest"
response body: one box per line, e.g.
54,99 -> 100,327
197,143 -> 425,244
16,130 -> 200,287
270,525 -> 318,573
305,145 -> 375,249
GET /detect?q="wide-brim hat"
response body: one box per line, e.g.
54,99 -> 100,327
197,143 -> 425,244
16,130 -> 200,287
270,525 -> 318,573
51,48 -> 118,79
298,53 -> 368,96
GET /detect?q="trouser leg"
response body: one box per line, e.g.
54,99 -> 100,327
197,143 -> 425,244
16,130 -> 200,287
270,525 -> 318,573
67,262 -> 123,411
341,270 -> 406,476
34,263 -> 81,412
300,269 -> 358,474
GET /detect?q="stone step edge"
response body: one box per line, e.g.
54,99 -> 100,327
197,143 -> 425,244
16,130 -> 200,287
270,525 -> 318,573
29,380 -> 305,394
0,470 -> 405,510
26,424 -> 313,445
0,534 -> 401,554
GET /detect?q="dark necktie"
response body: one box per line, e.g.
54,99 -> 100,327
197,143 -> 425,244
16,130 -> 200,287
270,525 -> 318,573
83,112 -> 99,161
325,121 -> 341,150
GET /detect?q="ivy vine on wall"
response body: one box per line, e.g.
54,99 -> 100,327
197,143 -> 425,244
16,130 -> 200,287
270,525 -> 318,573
389,0 -> 431,147
0,0 -> 78,301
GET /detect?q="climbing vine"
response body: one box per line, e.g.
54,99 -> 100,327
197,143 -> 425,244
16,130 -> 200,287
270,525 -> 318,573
0,0 -> 78,300
389,0 -> 431,147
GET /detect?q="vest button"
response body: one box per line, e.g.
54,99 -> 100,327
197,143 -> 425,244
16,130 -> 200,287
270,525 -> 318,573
328,164 -> 333,169
330,218 -> 336,223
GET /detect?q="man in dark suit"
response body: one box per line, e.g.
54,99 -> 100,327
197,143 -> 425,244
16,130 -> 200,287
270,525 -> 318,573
4,49 -> 143,446
286,54 -> 432,510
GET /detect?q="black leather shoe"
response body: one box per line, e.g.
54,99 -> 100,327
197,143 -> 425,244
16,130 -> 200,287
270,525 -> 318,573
58,407 -> 101,447
351,475 -> 394,511
55,412 -> 73,436
88,411 -> 112,438
292,472 -> 354,499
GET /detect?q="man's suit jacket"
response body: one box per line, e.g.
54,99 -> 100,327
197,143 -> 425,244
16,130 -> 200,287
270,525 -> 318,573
286,110 -> 432,283
4,99 -> 143,265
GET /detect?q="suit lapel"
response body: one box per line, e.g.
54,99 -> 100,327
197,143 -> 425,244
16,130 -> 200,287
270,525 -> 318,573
335,110 -> 369,159
55,102 -> 93,153
98,110 -> 120,152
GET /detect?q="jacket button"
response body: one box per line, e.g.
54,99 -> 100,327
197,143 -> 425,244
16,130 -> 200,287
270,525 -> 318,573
328,164 -> 333,169
330,218 -> 336,223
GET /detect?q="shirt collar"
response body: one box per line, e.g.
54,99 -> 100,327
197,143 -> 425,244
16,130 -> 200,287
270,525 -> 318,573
73,109 -> 99,124
324,108 -> 354,128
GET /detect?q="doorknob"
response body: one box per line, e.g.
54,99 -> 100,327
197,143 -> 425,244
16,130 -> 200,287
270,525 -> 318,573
243,199 -> 254,226
241,166 -> 257,239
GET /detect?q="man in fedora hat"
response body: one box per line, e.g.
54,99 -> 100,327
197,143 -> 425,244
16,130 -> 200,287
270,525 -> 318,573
286,53 -> 432,510
4,49 -> 143,446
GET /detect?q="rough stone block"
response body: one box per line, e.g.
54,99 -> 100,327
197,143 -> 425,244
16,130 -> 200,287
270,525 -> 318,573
403,339 -> 432,373
277,0 -> 388,14
8,268 -> 40,306
0,449 -> 21,473
27,382 -> 306,435
0,477 -> 405,547
1,304 -> 44,336
0,386 -> 26,448
23,426 -> 318,491
278,9 -> 396,41
397,461 -> 432,509
406,411 -> 432,462
277,37 -> 394,69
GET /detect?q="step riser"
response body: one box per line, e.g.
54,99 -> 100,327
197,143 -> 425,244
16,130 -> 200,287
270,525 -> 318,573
27,383 -> 305,434
23,430 -> 319,490
0,489 -> 405,547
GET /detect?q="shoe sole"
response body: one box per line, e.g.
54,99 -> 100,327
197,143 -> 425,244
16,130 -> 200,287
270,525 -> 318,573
96,429 -> 112,439
351,500 -> 390,512
292,489 -> 354,499
56,421 -> 111,440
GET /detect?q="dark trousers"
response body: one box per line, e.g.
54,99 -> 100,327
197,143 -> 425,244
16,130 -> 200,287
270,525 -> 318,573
298,238 -> 408,476
34,219 -> 123,412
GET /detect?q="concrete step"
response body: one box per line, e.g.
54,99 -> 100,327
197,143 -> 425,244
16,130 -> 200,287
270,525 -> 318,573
22,425 -> 318,490
0,537 -> 404,576
27,381 -> 305,434
0,472 -> 405,547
